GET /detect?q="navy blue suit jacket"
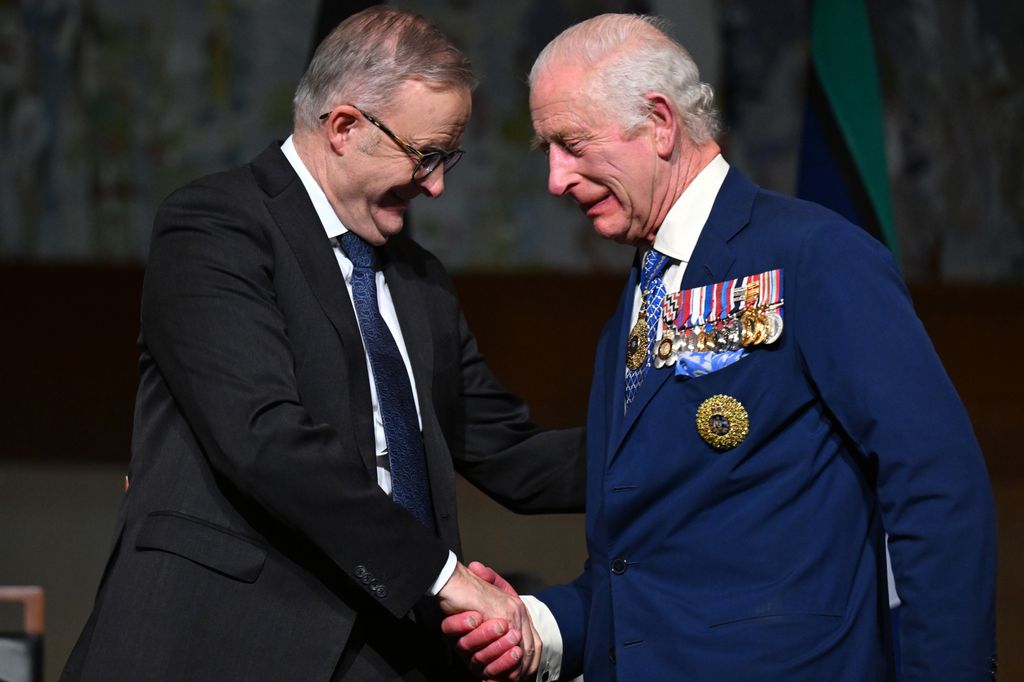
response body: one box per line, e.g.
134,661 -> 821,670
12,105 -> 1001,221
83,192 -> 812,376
539,168 -> 996,681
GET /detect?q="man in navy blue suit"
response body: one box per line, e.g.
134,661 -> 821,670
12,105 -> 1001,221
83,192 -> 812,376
445,12 -> 997,682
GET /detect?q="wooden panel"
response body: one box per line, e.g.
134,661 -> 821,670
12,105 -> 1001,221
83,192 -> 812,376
1,264 -> 141,465
1,265 -> 1020,480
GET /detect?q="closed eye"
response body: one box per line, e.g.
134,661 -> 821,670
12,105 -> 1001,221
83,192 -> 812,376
563,139 -> 584,156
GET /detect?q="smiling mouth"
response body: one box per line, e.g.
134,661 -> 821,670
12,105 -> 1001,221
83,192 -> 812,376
384,190 -> 412,211
581,195 -> 612,217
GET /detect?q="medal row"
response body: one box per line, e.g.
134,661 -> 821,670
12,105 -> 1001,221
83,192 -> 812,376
654,304 -> 783,368
654,269 -> 785,368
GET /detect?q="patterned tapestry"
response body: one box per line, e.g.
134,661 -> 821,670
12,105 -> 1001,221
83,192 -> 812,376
1,0 -> 1021,280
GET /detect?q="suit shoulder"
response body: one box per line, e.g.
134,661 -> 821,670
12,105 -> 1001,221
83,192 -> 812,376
748,188 -> 891,259
159,163 -> 262,214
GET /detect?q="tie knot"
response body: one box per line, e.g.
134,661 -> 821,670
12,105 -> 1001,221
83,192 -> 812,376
340,231 -> 377,269
640,248 -> 669,292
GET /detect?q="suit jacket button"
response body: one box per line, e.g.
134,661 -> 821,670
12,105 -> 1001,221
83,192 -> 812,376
374,585 -> 388,599
355,565 -> 367,578
611,558 -> 628,575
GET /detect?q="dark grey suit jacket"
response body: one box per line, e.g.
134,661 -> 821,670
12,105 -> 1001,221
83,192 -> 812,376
62,143 -> 586,681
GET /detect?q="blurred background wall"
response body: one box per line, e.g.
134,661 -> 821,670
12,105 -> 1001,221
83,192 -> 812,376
1,0 -> 1021,679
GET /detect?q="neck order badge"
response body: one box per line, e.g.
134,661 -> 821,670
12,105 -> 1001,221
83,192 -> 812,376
624,248 -> 671,411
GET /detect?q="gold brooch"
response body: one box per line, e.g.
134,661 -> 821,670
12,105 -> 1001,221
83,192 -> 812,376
696,394 -> 749,450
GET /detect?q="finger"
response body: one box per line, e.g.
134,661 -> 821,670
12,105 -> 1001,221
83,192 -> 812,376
467,561 -> 497,583
441,611 -> 482,637
512,606 -> 536,659
469,627 -> 521,667
457,619 -> 511,652
482,646 -> 524,680
520,622 -> 542,678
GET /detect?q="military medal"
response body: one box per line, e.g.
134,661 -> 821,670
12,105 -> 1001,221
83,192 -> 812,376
683,327 -> 699,352
696,394 -> 750,450
752,310 -> 769,345
659,268 -> 784,363
723,317 -> 742,350
765,310 -> 784,344
740,308 -> 758,346
653,326 -> 678,368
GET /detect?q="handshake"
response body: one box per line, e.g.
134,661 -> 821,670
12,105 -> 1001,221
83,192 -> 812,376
436,561 -> 543,682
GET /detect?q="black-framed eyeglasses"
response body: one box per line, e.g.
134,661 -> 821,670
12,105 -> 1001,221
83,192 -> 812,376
319,106 -> 464,182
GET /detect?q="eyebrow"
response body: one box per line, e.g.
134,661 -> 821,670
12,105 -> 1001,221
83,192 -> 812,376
531,129 -> 587,151
415,131 -> 464,153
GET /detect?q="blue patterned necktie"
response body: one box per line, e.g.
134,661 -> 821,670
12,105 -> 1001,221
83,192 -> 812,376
624,248 -> 670,412
339,231 -> 435,530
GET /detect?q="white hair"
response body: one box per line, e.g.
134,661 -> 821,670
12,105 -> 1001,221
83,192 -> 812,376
529,14 -> 721,144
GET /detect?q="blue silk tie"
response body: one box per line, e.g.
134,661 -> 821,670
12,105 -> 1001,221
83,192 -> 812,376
624,248 -> 670,412
339,232 -> 435,530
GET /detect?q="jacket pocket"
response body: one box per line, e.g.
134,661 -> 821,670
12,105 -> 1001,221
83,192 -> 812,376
135,510 -> 267,583
709,610 -> 842,629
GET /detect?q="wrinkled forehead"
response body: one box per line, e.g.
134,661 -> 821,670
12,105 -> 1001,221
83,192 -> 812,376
529,64 -> 607,134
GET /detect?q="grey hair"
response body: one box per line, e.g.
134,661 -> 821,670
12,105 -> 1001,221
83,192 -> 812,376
293,6 -> 477,131
529,14 -> 721,144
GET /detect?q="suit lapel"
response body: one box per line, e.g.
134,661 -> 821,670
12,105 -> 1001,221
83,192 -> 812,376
252,143 -> 377,474
681,168 -> 756,290
605,256 -> 639,464
609,168 -> 758,463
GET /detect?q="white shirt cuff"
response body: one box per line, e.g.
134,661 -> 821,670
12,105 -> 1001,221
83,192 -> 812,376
427,551 -> 458,596
522,595 -> 563,682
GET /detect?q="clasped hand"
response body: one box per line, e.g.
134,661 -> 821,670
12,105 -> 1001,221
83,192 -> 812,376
437,561 -> 539,681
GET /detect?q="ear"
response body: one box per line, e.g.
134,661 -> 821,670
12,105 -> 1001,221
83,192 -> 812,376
323,105 -> 360,156
644,93 -> 678,159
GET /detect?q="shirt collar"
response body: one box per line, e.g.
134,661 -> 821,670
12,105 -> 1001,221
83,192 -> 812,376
281,135 -> 349,240
651,154 -> 730,263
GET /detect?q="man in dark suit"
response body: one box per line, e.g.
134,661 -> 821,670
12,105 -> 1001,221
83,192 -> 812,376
446,13 -> 996,682
62,7 -> 583,681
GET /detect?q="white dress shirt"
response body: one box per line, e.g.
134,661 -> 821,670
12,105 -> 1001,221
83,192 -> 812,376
524,154 -> 731,681
281,137 -> 456,595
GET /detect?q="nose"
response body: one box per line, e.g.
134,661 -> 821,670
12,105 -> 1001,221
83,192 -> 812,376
418,169 -> 445,198
547,146 -> 579,197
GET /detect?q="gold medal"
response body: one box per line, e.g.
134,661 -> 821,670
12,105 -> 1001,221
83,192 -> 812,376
626,314 -> 648,370
696,394 -> 750,451
740,309 -> 758,346
751,311 -> 769,345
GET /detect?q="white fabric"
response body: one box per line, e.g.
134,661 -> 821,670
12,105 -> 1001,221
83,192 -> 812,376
523,595 -> 566,682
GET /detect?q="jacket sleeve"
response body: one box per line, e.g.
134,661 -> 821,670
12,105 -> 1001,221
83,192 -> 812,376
408,248 -> 586,515
793,221 -> 997,680
536,561 -> 591,680
141,181 -> 450,618
451,305 -> 586,514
